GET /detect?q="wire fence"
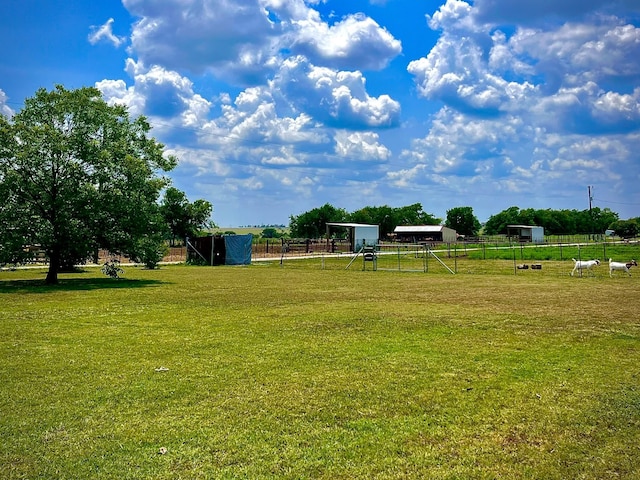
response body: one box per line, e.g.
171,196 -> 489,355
7,237 -> 639,279
262,240 -> 640,278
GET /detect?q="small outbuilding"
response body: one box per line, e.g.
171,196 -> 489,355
393,225 -> 457,244
326,222 -> 379,253
187,234 -> 253,265
506,225 -> 544,243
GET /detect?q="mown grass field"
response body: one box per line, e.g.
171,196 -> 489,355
1,262 -> 639,479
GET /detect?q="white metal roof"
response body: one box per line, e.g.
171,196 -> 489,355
506,224 -> 542,229
394,225 -> 449,233
326,222 -> 378,228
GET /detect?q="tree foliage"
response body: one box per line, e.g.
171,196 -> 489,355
289,203 -> 348,238
608,218 -> 638,238
0,85 -> 177,283
392,203 -> 441,227
349,203 -> 441,239
160,187 -> 213,245
289,202 -> 441,239
348,205 -> 395,238
260,227 -> 284,239
483,206 -> 619,236
444,206 -> 481,237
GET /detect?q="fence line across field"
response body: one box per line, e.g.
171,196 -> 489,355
273,240 -> 639,277
6,238 -> 638,278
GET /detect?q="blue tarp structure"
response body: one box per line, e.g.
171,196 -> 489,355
186,234 -> 253,265
224,234 -> 253,265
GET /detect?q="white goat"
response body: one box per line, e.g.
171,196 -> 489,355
609,258 -> 638,277
570,258 -> 600,276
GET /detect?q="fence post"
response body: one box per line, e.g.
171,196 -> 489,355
454,244 -> 458,273
426,247 -> 429,272
578,244 -> 582,277
423,245 -> 427,272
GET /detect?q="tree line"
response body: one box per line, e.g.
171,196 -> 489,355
482,205 -> 636,237
290,203 -> 636,240
289,203 -> 442,239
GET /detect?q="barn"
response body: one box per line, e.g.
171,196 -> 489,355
506,225 -> 544,243
393,225 -> 457,244
325,222 -> 379,253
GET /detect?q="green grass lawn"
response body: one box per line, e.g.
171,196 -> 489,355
1,263 -> 639,479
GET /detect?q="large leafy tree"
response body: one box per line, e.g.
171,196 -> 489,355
393,203 -> 441,226
587,207 -> 618,235
160,187 -> 213,245
289,203 -> 348,238
483,206 -> 521,235
0,85 -> 177,283
444,206 -> 481,237
348,205 -> 396,238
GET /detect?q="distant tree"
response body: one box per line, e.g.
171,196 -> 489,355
608,219 -> 638,238
514,208 -> 542,227
589,207 -> 618,235
290,202 -> 441,240
393,203 -> 441,226
261,227 -> 280,239
531,209 -> 568,235
483,206 -> 619,236
160,187 -> 213,245
444,206 -> 481,237
0,85 -> 177,283
483,206 -> 521,235
349,205 -> 395,238
289,203 -> 348,238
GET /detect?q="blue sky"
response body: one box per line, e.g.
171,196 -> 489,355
1,0 -> 639,227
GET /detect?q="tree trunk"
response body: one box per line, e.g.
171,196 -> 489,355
45,248 -> 60,284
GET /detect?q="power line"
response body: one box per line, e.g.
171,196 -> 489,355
593,197 -> 640,207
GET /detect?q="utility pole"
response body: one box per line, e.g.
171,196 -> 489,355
588,186 -> 594,240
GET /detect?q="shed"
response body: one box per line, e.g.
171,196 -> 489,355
326,222 -> 379,253
393,225 -> 457,243
187,234 -> 253,265
506,225 -> 544,243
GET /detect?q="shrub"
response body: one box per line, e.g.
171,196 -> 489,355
101,259 -> 124,279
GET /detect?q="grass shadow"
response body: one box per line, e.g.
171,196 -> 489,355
0,277 -> 165,294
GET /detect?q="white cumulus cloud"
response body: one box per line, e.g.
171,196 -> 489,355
276,56 -> 401,128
